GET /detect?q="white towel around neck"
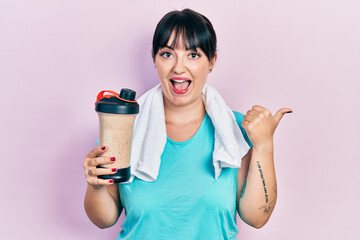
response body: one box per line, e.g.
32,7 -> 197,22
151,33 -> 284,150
126,84 -> 250,183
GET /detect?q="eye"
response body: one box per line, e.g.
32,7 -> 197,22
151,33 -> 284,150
159,51 -> 172,58
189,52 -> 200,59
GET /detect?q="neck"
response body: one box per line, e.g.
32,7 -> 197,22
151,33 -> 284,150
163,95 -> 206,125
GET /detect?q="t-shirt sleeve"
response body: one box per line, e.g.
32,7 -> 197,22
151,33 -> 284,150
233,111 -> 253,148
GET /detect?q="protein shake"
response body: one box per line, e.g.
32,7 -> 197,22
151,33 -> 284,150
95,89 -> 139,183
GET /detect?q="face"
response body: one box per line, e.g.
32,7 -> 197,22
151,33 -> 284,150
154,32 -> 217,108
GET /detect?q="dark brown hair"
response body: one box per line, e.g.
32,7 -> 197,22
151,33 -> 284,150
152,9 -> 217,61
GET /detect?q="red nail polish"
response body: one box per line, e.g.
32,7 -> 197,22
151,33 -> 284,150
110,157 -> 116,161
112,168 -> 117,172
109,179 -> 114,183
101,146 -> 106,150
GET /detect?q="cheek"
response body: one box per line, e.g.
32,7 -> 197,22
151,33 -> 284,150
190,63 -> 210,80
155,63 -> 166,79
155,59 -> 172,78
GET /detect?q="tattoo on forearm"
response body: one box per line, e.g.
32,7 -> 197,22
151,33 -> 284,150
259,200 -> 274,215
256,161 -> 268,203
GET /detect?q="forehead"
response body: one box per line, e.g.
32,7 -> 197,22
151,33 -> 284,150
164,29 -> 199,50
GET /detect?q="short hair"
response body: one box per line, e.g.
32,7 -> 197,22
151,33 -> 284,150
152,8 -> 217,61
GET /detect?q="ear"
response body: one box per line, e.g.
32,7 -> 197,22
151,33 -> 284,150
209,51 -> 217,70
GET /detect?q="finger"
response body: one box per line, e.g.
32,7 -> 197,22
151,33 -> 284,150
252,105 -> 272,117
87,167 -> 117,177
252,105 -> 268,112
87,177 -> 115,186
246,109 -> 258,116
85,146 -> 107,158
274,108 -> 293,124
241,119 -> 250,129
243,114 -> 257,122
89,156 -> 116,167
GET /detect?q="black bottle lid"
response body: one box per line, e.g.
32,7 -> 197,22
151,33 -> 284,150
95,89 -> 139,114
120,88 -> 136,101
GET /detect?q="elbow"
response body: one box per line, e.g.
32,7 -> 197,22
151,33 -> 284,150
85,208 -> 119,229
96,223 -> 111,229
238,199 -> 276,229
92,219 -> 117,229
238,208 -> 271,229
250,219 -> 268,229
243,217 -> 269,229
84,203 -> 121,229
96,223 -> 107,229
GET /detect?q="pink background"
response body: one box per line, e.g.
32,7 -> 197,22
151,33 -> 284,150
1,0 -> 359,239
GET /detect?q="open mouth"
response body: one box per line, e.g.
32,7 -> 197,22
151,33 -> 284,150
170,79 -> 192,94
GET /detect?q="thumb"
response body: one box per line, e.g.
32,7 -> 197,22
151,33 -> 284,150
274,108 -> 293,124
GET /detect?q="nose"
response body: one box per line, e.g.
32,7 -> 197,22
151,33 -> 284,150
172,56 -> 186,75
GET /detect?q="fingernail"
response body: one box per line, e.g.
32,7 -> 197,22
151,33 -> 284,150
101,146 -> 106,150
112,168 -> 117,172
110,157 -> 116,161
109,179 -> 114,183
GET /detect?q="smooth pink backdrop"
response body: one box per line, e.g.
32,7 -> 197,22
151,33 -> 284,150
1,0 -> 359,239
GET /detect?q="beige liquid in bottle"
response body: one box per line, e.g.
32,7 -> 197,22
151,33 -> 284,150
98,113 -> 137,169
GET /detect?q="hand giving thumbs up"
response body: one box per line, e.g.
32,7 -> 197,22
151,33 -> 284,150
241,105 -> 292,150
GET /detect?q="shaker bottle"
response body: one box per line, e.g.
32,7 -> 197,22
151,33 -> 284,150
95,88 -> 139,183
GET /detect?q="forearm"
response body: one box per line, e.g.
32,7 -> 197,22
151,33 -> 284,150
84,184 -> 121,229
239,143 -> 277,228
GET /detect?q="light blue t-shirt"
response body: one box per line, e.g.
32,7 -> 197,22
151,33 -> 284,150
117,111 -> 252,240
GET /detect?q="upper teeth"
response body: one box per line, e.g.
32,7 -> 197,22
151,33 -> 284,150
172,80 -> 186,83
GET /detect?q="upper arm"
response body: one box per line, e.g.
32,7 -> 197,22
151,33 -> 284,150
106,184 -> 123,216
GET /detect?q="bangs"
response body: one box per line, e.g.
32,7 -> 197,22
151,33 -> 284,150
152,9 -> 216,61
159,24 -> 200,51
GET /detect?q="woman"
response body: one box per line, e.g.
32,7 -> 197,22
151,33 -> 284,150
84,8 -> 292,239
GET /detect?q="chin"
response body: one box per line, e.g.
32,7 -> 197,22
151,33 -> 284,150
167,92 -> 202,108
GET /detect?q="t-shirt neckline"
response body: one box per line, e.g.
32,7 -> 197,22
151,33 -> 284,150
166,112 -> 209,145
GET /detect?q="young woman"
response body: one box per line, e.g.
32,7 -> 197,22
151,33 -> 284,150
83,8 -> 292,239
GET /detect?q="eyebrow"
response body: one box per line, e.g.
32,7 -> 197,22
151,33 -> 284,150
163,45 -> 199,52
164,45 -> 174,50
